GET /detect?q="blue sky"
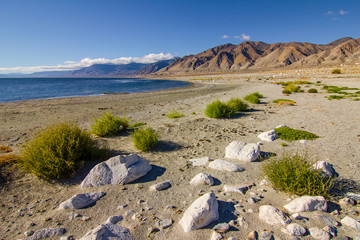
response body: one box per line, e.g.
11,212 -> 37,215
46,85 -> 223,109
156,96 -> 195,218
0,0 -> 359,73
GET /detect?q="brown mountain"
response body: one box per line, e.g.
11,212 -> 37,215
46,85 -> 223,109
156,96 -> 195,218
157,37 -> 360,74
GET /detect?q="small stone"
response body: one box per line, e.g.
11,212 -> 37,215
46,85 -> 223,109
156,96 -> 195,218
247,230 -> 258,240
259,179 -> 269,186
323,225 -> 337,237
59,192 -> 106,209
299,140 -> 306,144
155,219 -> 173,229
283,223 -> 307,236
69,212 -> 80,220
24,230 -> 34,236
208,159 -> 245,172
259,205 -> 292,225
211,232 -> 223,240
283,196 -> 327,213
223,183 -> 253,195
257,130 -> 278,142
238,217 -> 248,229
341,216 -> 360,232
247,208 -> 255,214
79,224 -> 133,239
259,231 -> 274,240
248,197 -> 257,204
339,197 -> 356,206
26,228 -> 66,239
117,204 -> 128,209
190,173 -> 214,186
213,223 -> 230,233
316,215 -> 339,227
60,235 -> 74,240
225,141 -> 260,162
105,215 -> 123,224
313,161 -> 337,177
150,181 -> 171,191
125,210 -> 135,218
228,237 -> 237,240
81,216 -> 91,221
189,157 -> 210,166
309,227 -> 331,240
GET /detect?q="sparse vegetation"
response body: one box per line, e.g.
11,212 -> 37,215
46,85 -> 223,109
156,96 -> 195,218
0,146 -> 12,153
166,110 -> 184,119
205,98 -> 248,118
0,154 -> 20,167
332,69 -> 341,74
284,84 -> 301,93
90,112 -> 129,137
262,153 -> 333,198
244,92 -> 263,104
131,127 -> 159,152
19,122 -> 108,180
280,143 -> 288,147
272,99 -> 295,104
282,90 -> 291,95
327,95 -> 345,100
129,122 -> 147,129
275,127 -> 319,142
308,88 -> 318,93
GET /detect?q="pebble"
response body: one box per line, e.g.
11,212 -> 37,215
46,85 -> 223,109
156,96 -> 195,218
247,230 -> 258,240
155,219 -> 173,229
259,231 -> 274,240
213,223 -> 230,233
211,231 -> 223,240
24,230 -> 34,236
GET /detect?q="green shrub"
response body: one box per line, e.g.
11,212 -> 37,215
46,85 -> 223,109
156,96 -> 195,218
275,127 -> 319,141
131,127 -> 159,152
129,122 -> 147,129
166,110 -> 184,119
284,84 -> 301,93
308,88 -> 318,93
262,153 -> 333,198
205,100 -> 228,118
327,95 -> 344,100
282,89 -> 291,95
19,122 -> 108,180
91,112 -> 129,137
205,98 -> 248,118
281,143 -> 288,147
272,99 -> 295,104
332,69 -> 341,74
244,93 -> 261,104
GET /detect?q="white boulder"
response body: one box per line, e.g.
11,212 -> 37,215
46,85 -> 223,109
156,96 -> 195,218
284,196 -> 327,213
282,223 -> 307,236
208,159 -> 245,172
259,205 -> 292,226
190,173 -> 214,186
225,141 -> 260,162
309,227 -> 331,240
150,181 -> 171,191
223,183 -> 253,195
257,130 -> 278,142
341,216 -> 360,232
79,224 -> 133,240
179,192 -> 219,232
80,154 -> 152,188
59,192 -> 106,209
313,161 -> 337,177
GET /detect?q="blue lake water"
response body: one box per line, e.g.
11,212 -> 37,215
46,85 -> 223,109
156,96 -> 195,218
0,78 -> 191,103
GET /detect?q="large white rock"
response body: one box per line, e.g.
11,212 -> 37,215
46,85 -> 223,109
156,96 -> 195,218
341,216 -> 360,232
208,159 -> 245,172
259,205 -> 292,226
309,227 -> 331,240
282,223 -> 307,236
225,141 -> 260,162
257,130 -> 278,142
80,154 -> 152,188
313,161 -> 337,177
284,196 -> 327,213
189,157 -> 210,166
59,192 -> 106,209
79,224 -> 134,240
223,183 -> 253,195
190,173 -> 214,186
179,192 -> 219,232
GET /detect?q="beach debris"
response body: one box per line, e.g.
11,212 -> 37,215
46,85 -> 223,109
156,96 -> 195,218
208,159 -> 245,172
259,205 -> 292,225
150,181 -> 171,191
225,141 -> 260,162
59,192 -> 106,209
80,154 -> 152,188
309,227 -> 331,240
281,223 -> 307,236
189,157 -> 210,166
79,224 -> 134,240
190,173 -> 215,186
105,215 -> 123,224
341,216 -> 360,232
257,130 -> 278,142
25,228 -> 66,240
313,161 -> 337,177
179,192 -> 219,232
223,183 -> 253,194
284,196 -> 327,213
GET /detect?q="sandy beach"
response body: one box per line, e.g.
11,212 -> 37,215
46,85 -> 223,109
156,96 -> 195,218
1,68 -> 360,239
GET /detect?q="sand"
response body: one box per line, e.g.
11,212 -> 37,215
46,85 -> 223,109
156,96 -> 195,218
0,68 -> 360,239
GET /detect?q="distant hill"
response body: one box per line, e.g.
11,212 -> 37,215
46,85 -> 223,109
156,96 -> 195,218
156,37 -> 360,75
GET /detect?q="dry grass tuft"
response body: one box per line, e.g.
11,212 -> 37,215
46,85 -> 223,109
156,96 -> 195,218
0,146 -> 12,153
0,154 -> 20,167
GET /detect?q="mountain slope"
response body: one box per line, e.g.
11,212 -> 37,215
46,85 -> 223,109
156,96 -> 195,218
157,37 -> 360,74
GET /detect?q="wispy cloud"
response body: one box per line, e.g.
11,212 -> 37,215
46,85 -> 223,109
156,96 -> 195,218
234,34 -> 251,41
221,34 -> 230,39
339,9 -> 349,15
326,9 -> 349,20
0,53 -> 174,74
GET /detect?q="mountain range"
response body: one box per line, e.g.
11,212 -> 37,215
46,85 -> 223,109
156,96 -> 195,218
157,37 -> 360,75
3,37 -> 359,77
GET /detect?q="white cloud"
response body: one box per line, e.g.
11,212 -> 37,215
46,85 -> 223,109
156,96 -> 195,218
221,34 -> 230,39
326,10 -> 334,15
0,53 -> 174,74
339,9 -> 349,15
241,34 -> 251,41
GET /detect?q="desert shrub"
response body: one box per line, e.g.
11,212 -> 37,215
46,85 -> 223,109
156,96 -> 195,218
280,143 -> 288,147
166,110 -> 184,119
272,99 -> 295,104
131,127 -> 159,152
19,122 -> 108,180
262,153 -> 333,198
327,95 -> 344,100
275,127 -> 319,141
308,88 -> 318,93
0,154 -> 20,167
129,122 -> 147,129
244,93 -> 261,104
0,146 -> 12,153
284,84 -> 301,93
332,69 -> 341,74
91,112 -> 129,137
225,98 -> 248,117
277,101 -> 295,106
282,89 -> 291,95
205,100 -> 228,118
